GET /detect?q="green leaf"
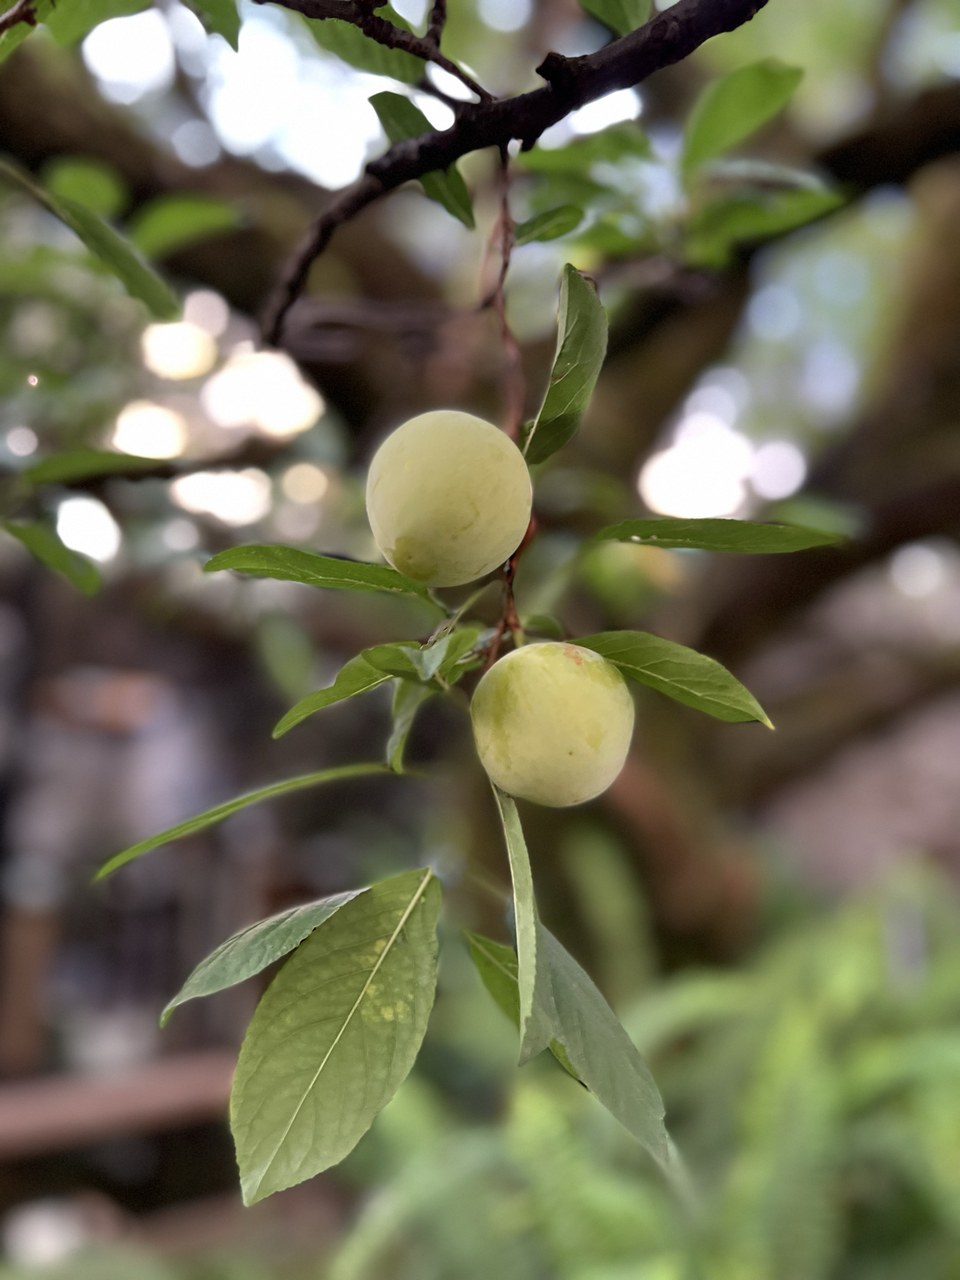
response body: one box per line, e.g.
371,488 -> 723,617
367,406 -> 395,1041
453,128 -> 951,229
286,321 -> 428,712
162,889 -> 365,1025
465,931 -> 579,1082
128,194 -> 242,260
466,923 -> 667,1163
182,0 -> 241,47
492,789 -> 556,1062
685,186 -> 844,268
523,264 -> 608,466
580,0 -> 650,36
0,159 -> 178,319
519,123 -> 650,173
204,545 -> 439,605
273,655 -> 392,739
95,763 -> 391,880
592,517 -> 844,554
577,631 -> 773,728
42,157 -> 128,220
25,449 -> 159,486
370,92 -> 474,229
364,627 -> 482,684
682,59 -> 803,182
387,680 -> 433,773
231,867 -> 441,1203
514,205 -> 584,246
2,520 -> 100,594
303,7 -> 421,83
44,0 -> 150,45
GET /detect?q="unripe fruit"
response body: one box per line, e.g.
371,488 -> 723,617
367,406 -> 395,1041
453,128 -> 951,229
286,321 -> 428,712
471,642 -> 635,808
365,410 -> 533,588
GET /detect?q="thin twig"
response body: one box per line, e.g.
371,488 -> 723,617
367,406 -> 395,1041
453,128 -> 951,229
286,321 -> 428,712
261,0 -> 772,346
425,0 -> 446,47
485,146 -> 526,441
0,0 -> 37,38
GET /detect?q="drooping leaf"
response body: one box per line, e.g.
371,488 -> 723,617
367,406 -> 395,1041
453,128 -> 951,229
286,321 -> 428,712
492,789 -> 556,1062
182,0 -> 241,47
577,631 -> 773,728
302,7 -> 421,83
42,157 -> 128,220
25,448 -> 159,486
387,680 -> 433,773
0,159 -> 178,318
370,92 -> 474,229
523,265 -> 608,466
466,923 -> 667,1162
273,655 -> 392,739
95,763 -> 391,880
466,931 -> 579,1081
204,545 -> 439,605
682,59 -> 803,182
231,867 -> 441,1203
161,889 -> 366,1025
2,520 -> 100,594
514,205 -> 584,246
685,186 -> 844,268
580,0 -> 650,36
592,517 -> 844,554
364,627 -> 481,684
128,194 -> 243,260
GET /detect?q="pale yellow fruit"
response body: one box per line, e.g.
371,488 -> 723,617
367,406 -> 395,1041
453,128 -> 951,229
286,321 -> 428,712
365,410 -> 532,588
471,642 -> 635,808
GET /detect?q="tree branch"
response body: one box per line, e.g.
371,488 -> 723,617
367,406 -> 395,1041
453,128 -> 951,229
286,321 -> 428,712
262,0 -> 772,344
0,0 -> 36,37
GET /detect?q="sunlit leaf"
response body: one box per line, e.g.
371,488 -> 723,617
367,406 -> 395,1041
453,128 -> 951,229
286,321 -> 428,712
577,631 -> 773,727
523,265 -> 608,466
519,123 -> 651,173
580,0 -> 650,36
370,92 -> 474,228
205,545 -> 439,604
592,517 -> 844,554
231,868 -> 441,1203
95,763 -> 391,879
161,889 -> 366,1024
0,159 -> 178,318
182,0 -> 241,47
273,655 -> 392,739
682,59 -> 803,182
2,520 -> 100,594
303,6 -> 421,83
44,0 -> 149,46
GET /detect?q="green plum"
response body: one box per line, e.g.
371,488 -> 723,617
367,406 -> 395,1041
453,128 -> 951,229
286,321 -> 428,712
365,410 -> 532,588
471,642 -> 635,807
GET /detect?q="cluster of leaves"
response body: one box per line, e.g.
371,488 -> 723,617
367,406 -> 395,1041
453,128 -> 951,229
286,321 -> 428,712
87,258 -> 843,1203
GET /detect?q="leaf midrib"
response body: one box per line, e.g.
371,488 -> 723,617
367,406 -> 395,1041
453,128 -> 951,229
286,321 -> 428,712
248,868 -> 433,1194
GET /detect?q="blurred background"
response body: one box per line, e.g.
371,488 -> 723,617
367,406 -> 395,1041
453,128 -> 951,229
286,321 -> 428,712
2,0 -> 960,1275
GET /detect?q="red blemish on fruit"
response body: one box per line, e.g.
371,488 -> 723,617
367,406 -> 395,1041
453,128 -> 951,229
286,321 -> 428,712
563,644 -> 584,666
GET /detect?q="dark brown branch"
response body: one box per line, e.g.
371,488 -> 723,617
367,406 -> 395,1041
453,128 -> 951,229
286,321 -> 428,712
0,0 -> 36,37
425,0 -> 446,47
262,0 -> 771,344
253,0 -> 490,100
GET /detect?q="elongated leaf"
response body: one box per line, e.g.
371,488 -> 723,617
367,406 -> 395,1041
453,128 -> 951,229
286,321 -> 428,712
273,655 -> 392,739
161,889 -> 365,1025
204,545 -> 438,604
95,763 -> 390,880
25,448 -> 158,486
466,925 -> 666,1162
182,0 -> 241,47
370,92 -> 474,229
231,867 -> 441,1203
577,631 -> 773,728
2,520 -> 100,594
493,789 -> 556,1062
580,0 -> 649,36
387,680 -> 433,773
514,205 -> 583,246
466,931 -> 579,1081
303,7 -> 421,82
592,517 -> 843,554
685,186 -> 843,268
43,157 -> 128,220
524,265 -> 608,465
128,194 -> 242,260
519,122 -> 650,173
364,627 -> 481,684
682,59 -> 803,181
0,160 -> 178,318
